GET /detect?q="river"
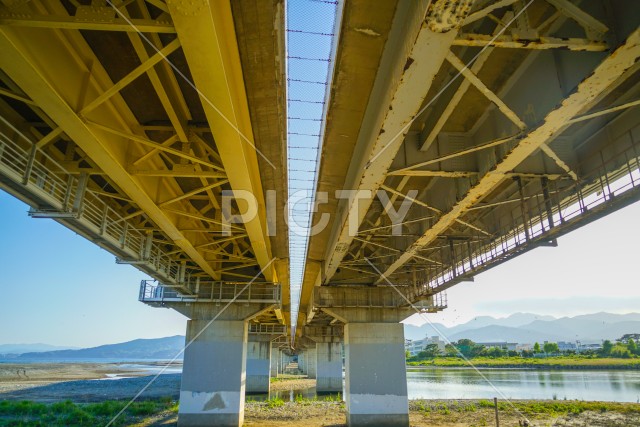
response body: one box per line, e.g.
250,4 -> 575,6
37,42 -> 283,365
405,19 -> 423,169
270,367 -> 640,403
405,367 -> 640,402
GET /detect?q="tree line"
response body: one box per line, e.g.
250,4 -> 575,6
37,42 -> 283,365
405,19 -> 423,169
406,334 -> 640,361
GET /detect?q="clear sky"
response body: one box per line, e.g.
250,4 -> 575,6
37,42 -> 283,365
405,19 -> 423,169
0,190 -> 187,348
2,187 -> 639,347
405,198 -> 640,327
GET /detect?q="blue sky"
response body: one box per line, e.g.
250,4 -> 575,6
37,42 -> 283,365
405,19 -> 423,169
1,0 -> 639,347
0,191 -> 187,347
286,0 -> 338,331
2,187 -> 639,346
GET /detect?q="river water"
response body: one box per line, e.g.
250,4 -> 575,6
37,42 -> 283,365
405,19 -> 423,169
3,359 -> 638,403
270,368 -> 640,403
405,367 -> 640,403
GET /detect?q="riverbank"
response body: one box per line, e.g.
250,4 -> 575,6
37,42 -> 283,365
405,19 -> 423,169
1,398 -> 639,426
0,363 -> 181,401
408,356 -> 640,369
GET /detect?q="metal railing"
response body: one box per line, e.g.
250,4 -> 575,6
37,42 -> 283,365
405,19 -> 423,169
248,324 -> 287,334
139,280 -> 281,304
0,123 -> 193,286
312,285 -> 446,311
411,138 -> 640,297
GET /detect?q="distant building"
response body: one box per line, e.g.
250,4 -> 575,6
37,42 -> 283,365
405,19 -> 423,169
577,342 -> 602,352
516,343 -> 533,352
477,341 -> 518,351
557,341 -> 577,351
405,336 -> 446,356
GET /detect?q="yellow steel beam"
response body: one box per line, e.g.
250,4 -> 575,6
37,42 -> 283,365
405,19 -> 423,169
80,38 -> 181,115
127,168 -> 225,178
322,0 -> 473,284
0,17 -> 221,280
0,14 -> 176,33
0,87 -> 36,105
166,0 -> 275,281
85,121 -> 219,169
378,28 -> 640,281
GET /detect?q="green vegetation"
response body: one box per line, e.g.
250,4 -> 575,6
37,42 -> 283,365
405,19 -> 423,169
265,397 -> 285,408
0,398 -> 178,426
408,355 -> 640,368
407,336 -> 640,368
410,399 -> 640,417
293,393 -> 342,405
270,374 -> 306,382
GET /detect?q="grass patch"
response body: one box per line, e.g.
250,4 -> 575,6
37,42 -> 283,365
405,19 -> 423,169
409,399 -> 640,418
0,399 -> 177,426
265,397 -> 285,408
408,356 -> 640,369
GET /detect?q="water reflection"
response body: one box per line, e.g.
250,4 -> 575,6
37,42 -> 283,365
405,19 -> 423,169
406,368 -> 640,402
248,369 -> 640,403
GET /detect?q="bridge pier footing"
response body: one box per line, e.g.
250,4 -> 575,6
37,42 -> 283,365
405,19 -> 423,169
178,319 -> 247,427
344,323 -> 409,427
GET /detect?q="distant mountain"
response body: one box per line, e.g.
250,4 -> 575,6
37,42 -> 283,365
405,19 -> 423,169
447,325 -> 568,344
0,343 -> 78,355
18,336 -> 185,360
404,312 -> 640,344
403,313 -> 556,341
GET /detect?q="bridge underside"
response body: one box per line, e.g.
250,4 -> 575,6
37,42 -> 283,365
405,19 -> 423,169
300,0 -> 640,326
0,2 -> 290,425
295,1 -> 640,425
0,0 -> 289,322
1,0 -> 640,426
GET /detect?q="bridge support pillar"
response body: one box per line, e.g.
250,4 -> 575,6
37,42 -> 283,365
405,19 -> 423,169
179,319 -> 247,427
306,345 -> 317,379
344,323 -> 408,427
305,327 -> 343,393
166,298 -> 279,427
270,346 -> 280,377
316,287 -> 414,426
246,337 -> 272,393
298,352 -> 306,374
316,341 -> 343,393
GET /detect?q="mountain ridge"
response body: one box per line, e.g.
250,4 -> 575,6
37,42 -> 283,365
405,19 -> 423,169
403,312 -> 640,343
14,336 -> 185,360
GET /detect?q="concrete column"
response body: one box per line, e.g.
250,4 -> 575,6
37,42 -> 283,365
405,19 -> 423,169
344,323 -> 409,427
270,347 -> 279,377
246,340 -> 271,393
306,346 -> 317,379
298,352 -> 306,374
316,341 -> 342,393
179,319 -> 247,427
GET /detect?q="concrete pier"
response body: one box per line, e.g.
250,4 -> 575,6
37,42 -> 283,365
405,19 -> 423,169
246,339 -> 271,393
316,342 -> 342,393
270,346 -> 279,377
179,320 -> 247,427
298,352 -> 306,374
344,323 -> 409,427
306,346 -> 317,379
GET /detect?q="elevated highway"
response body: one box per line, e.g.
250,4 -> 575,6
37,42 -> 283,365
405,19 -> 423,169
1,0 -> 640,426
